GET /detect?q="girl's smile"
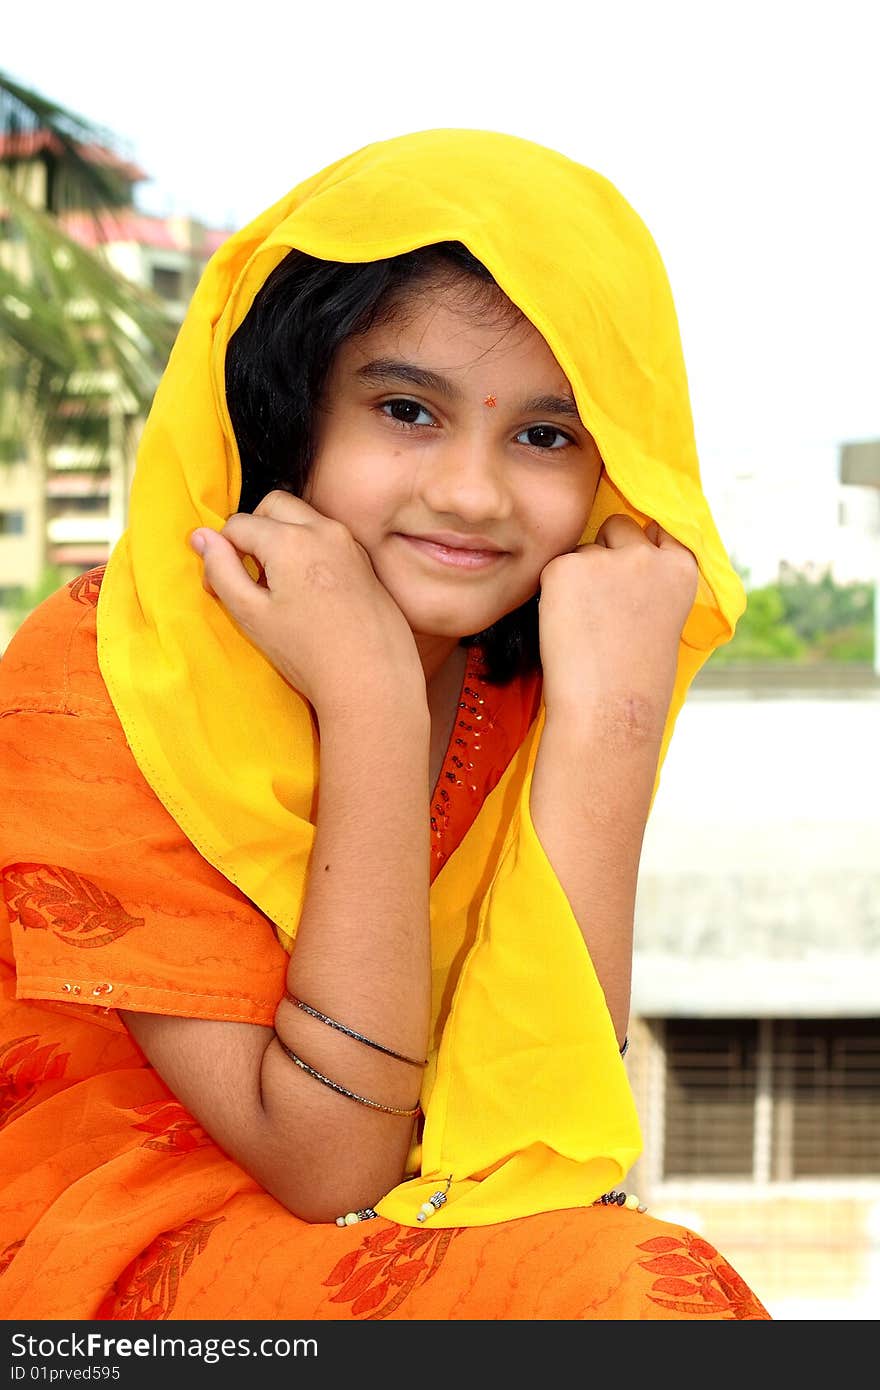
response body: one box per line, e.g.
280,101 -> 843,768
304,275 -> 604,679
395,533 -> 507,569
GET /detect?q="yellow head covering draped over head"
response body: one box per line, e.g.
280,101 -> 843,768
97,128 -> 745,1227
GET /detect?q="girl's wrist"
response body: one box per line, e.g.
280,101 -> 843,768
313,669 -> 430,730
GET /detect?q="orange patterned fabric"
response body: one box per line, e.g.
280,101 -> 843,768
0,573 -> 770,1320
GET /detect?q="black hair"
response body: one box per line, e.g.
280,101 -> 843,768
224,243 -> 540,685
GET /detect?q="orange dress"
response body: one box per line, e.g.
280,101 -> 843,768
0,571 -> 770,1320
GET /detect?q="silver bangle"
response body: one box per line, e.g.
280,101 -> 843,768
275,1037 -> 421,1118
284,990 -> 427,1068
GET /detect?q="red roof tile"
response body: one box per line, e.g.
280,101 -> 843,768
0,131 -> 147,183
59,211 -> 231,257
60,210 -> 179,249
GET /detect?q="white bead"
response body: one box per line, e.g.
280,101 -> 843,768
419,1202 -> 434,1217
335,1216 -> 346,1227
344,1212 -> 359,1226
625,1193 -> 640,1211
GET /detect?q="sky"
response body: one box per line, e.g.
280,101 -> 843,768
5,0 -> 880,570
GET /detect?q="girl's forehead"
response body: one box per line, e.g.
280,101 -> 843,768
344,287 -> 566,386
383,268 -> 523,332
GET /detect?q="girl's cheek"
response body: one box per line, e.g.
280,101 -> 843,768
525,495 -> 584,555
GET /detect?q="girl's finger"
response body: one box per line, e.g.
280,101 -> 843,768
593,513 -> 649,548
649,522 -> 695,557
219,510 -> 295,554
252,490 -> 317,522
190,529 -> 266,613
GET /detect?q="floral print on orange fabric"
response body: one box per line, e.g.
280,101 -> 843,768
67,567 -> 105,606
2,865 -> 144,947
0,1034 -> 70,1128
0,1239 -> 25,1275
323,1221 -> 463,1319
129,1100 -> 212,1155
95,1218 -> 225,1320
637,1232 -> 767,1319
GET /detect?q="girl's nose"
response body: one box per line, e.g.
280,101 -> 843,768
419,439 -> 512,523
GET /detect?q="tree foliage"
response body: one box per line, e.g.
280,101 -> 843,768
714,563 -> 875,664
0,71 -> 175,461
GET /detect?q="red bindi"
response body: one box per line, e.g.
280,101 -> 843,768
483,394 -> 497,408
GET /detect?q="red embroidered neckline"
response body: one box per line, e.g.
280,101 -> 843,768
429,645 -> 499,879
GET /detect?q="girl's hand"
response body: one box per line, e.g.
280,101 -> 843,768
190,491 -> 425,714
537,515 -> 699,732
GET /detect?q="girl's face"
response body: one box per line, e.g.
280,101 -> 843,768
304,276 -> 603,653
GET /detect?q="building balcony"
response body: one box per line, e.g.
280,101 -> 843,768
48,544 -> 110,568
47,515 -> 117,545
48,447 -> 114,471
45,471 -> 111,498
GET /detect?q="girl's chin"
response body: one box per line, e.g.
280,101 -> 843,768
403,614 -> 525,648
406,620 -> 484,643
385,578 -> 536,640
399,600 -> 504,636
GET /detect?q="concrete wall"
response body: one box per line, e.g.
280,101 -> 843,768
629,673 -> 879,1319
634,678 -> 880,1016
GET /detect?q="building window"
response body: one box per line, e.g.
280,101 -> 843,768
47,496 -> 109,517
655,1018 -> 880,1182
777,1018 -> 879,1178
152,265 -> 183,300
663,1019 -> 758,1177
0,511 -> 25,536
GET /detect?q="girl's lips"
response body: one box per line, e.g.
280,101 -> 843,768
398,535 -> 506,570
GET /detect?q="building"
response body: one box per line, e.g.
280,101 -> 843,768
705,458 -> 880,590
0,131 -> 228,648
626,661 -> 880,1320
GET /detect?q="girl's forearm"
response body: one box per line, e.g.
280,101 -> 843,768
257,687 -> 433,1221
529,694 -> 665,1044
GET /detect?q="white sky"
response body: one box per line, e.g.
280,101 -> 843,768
5,0 -> 880,557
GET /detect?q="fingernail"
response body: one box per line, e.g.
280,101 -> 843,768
189,529 -> 209,555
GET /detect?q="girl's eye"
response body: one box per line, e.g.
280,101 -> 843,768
381,398 -> 436,427
517,424 -> 572,450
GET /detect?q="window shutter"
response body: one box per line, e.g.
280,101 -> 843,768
663,1019 -> 758,1177
775,1018 -> 880,1178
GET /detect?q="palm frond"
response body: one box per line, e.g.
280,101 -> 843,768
0,172 -> 177,450
0,69 -> 139,214
0,74 -> 179,466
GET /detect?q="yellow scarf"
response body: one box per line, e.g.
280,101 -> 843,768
97,128 -> 744,1226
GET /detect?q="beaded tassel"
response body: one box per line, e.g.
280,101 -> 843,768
335,1207 -> 379,1226
594,1189 -> 647,1213
336,1182 -> 646,1229
416,1175 -> 454,1223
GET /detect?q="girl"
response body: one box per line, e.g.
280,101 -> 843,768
0,128 -> 770,1319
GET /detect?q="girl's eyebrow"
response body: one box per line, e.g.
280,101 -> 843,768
354,358 -> 582,418
355,358 -> 460,399
522,393 -> 582,420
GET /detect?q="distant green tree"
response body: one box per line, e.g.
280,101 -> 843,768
713,585 -> 806,663
777,564 -> 873,648
0,71 -> 175,462
714,563 -> 875,665
7,564 -> 65,631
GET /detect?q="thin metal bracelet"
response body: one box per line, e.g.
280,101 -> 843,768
620,1036 -> 629,1057
275,1037 -> 422,1117
284,990 -> 427,1068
